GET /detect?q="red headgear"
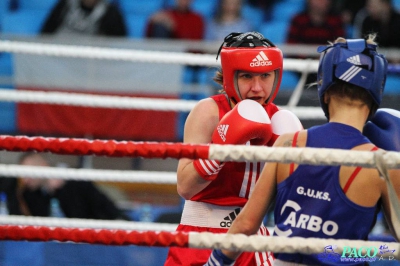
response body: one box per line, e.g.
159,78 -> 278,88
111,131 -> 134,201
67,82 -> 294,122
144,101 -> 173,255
218,32 -> 283,105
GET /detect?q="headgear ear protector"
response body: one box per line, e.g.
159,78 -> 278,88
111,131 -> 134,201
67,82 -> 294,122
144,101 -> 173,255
217,32 -> 283,105
317,39 -> 388,119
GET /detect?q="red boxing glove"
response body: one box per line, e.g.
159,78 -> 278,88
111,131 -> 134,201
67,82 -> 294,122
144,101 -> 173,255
194,100 -> 272,181
267,109 -> 303,146
212,99 -> 273,145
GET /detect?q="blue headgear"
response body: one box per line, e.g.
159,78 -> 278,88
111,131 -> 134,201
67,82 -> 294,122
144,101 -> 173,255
317,39 -> 388,119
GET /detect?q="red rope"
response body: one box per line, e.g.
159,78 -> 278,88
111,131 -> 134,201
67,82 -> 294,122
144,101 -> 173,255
0,225 -> 189,247
0,135 -> 209,159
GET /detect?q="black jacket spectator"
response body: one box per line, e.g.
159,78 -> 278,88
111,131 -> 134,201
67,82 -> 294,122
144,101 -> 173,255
41,0 -> 127,37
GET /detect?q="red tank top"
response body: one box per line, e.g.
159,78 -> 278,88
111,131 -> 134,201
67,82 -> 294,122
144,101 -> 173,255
190,94 -> 279,206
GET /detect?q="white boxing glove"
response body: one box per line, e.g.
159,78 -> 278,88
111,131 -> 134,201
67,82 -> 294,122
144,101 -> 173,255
267,109 -> 303,146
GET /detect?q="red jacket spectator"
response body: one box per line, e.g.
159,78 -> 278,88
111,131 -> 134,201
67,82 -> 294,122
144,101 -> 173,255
145,0 -> 204,40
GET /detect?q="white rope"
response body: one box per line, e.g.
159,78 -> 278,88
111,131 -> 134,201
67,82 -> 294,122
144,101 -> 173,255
0,215 -> 177,231
189,233 -> 400,258
209,145 -> 400,234
0,40 -> 219,67
0,89 -> 198,112
0,89 -> 326,119
0,40 -> 319,72
0,147 -> 398,184
0,146 -> 398,171
208,145 -> 400,169
0,214 -> 398,258
0,164 -> 177,184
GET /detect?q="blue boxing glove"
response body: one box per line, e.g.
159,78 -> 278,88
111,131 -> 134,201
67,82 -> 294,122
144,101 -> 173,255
204,249 -> 235,266
363,108 -> 400,151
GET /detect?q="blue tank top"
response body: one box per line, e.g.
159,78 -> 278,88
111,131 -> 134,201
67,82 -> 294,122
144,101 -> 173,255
273,123 -> 378,265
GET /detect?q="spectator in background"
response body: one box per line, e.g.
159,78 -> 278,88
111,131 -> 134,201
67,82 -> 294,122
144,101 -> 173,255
205,0 -> 253,41
332,0 -> 366,26
145,0 -> 204,40
286,0 -> 345,85
3,152 -> 130,220
41,0 -> 127,37
287,0 -> 345,45
353,0 -> 400,49
146,0 -> 205,92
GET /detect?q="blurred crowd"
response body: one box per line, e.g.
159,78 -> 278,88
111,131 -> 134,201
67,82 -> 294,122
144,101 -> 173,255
1,0 -> 399,49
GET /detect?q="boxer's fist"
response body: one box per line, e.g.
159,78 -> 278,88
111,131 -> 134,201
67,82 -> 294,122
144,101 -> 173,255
212,99 -> 272,146
193,100 -> 272,181
267,109 -> 303,146
204,249 -> 235,266
363,108 -> 400,151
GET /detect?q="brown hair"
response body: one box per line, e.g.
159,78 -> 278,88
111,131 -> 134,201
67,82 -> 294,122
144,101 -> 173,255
213,69 -> 226,94
325,81 -> 377,116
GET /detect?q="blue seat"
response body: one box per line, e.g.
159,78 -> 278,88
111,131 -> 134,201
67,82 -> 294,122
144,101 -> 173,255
0,53 -> 13,76
182,66 -> 214,85
393,0 -> 400,11
384,74 -> 400,95
191,0 -> 216,20
271,0 -> 304,23
258,21 -> 289,44
0,101 -> 16,133
0,52 -> 16,133
280,71 -> 300,91
125,14 -> 149,39
0,0 -> 10,16
118,0 -> 163,16
2,10 -> 48,35
284,0 -> 306,4
16,0 -> 58,11
242,4 -> 264,30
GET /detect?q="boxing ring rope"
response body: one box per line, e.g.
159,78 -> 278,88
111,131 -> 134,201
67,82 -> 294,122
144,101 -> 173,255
0,225 -> 398,259
0,135 -> 400,168
0,40 -> 317,71
0,39 -> 319,110
0,164 -> 177,184
1,40 -> 399,73
0,215 -> 178,231
0,135 -> 398,242
0,40 -> 399,259
1,39 -> 399,109
0,137 -> 398,185
0,88 -> 326,119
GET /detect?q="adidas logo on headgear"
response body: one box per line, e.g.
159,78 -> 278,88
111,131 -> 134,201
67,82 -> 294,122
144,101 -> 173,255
347,55 -> 361,65
250,51 -> 272,67
220,208 -> 241,228
217,124 -> 229,142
